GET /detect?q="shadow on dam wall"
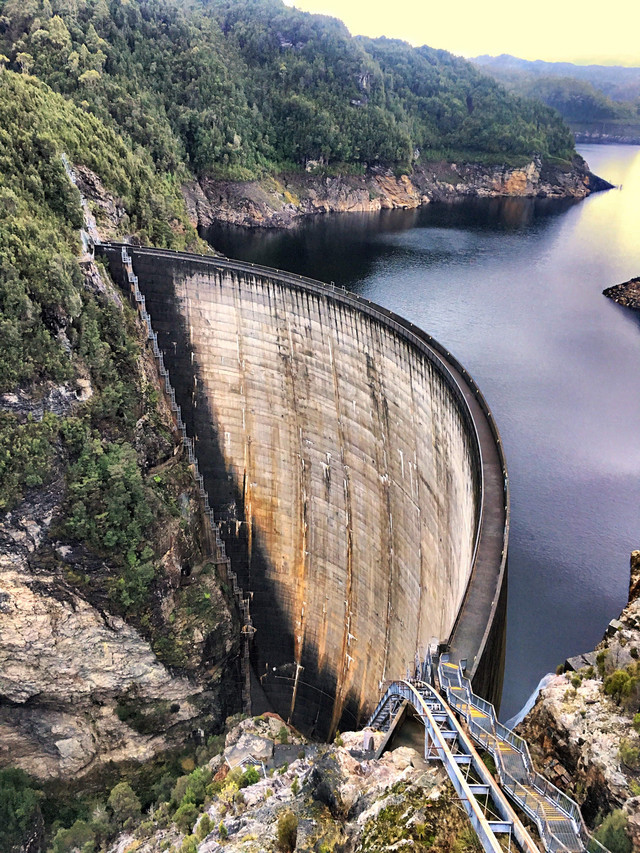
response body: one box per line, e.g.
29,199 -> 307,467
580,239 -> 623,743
99,244 -> 509,737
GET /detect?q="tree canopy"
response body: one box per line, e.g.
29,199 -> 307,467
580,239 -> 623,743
0,0 -> 577,176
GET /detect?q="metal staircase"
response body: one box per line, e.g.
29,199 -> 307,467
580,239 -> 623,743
369,678 -> 539,853
437,657 -> 608,853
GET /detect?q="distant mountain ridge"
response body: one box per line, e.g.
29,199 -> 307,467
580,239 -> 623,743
472,54 -> 640,142
473,54 -> 640,103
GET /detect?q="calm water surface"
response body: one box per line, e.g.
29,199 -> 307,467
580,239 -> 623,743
203,145 -> 640,720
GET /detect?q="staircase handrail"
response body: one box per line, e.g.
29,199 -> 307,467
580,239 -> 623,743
438,659 -> 610,853
464,713 -> 575,853
464,683 -> 580,824
451,663 -> 578,820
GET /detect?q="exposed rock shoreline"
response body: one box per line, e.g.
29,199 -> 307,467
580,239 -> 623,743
574,131 -> 640,146
604,277 -> 640,311
183,157 -> 612,229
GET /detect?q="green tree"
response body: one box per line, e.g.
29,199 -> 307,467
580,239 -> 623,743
51,819 -> 95,853
0,768 -> 43,853
107,781 -> 141,830
594,810 -> 632,853
173,801 -> 198,834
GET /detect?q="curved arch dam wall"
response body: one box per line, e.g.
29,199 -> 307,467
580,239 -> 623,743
100,245 -> 509,738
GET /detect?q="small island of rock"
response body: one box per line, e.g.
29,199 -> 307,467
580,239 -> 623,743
603,277 -> 640,310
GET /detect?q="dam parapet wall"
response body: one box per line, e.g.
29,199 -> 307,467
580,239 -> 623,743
98,243 -> 508,736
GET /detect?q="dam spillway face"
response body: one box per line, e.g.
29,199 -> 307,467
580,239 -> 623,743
101,246 -> 507,739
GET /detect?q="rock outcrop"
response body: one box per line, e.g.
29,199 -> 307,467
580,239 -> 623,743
105,717 -> 478,853
604,277 -> 640,311
0,550 -> 203,779
183,157 -> 612,229
518,551 -> 640,846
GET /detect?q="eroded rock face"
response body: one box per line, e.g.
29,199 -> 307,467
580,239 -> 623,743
518,673 -> 628,818
183,157 -> 612,230
0,262 -> 240,782
74,165 -> 127,237
0,551 -> 203,778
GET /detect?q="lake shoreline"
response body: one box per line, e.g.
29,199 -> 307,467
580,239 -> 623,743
184,157 -> 612,230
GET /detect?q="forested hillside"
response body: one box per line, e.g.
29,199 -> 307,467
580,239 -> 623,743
0,69 -> 242,853
0,0 -> 576,176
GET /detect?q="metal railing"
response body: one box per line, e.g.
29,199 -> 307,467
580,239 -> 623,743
438,659 -> 609,853
369,680 -> 517,853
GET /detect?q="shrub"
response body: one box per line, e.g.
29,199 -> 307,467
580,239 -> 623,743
619,739 -> 640,770
334,730 -> 344,747
51,819 -> 95,853
180,836 -> 198,853
291,777 -> 299,796
63,439 -> 153,557
480,751 -> 497,776
277,726 -> 289,745
604,670 -> 632,704
173,801 -> 198,834
239,766 -> 260,788
171,768 -> 210,808
276,810 -> 298,853
0,412 -> 59,510
594,810 -> 632,853
633,713 -> 640,735
218,820 -> 228,840
596,650 -> 608,677
196,813 -> 212,840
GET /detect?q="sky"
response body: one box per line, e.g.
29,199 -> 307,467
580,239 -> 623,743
284,0 -> 640,66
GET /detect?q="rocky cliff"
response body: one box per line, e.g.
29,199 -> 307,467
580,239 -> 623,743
518,551 -> 640,850
0,255 -> 240,785
604,278 -> 640,311
184,157 -> 612,229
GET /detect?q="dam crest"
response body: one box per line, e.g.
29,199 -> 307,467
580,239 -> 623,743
99,243 -> 509,739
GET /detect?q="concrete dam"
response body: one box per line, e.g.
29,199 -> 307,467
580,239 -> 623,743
99,244 -> 509,739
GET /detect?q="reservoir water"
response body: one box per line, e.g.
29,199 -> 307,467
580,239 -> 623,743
202,145 -> 640,720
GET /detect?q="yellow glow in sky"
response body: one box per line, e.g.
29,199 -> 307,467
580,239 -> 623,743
285,0 -> 640,66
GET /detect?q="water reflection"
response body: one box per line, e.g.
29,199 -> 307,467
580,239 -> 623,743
203,196 -> 580,291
